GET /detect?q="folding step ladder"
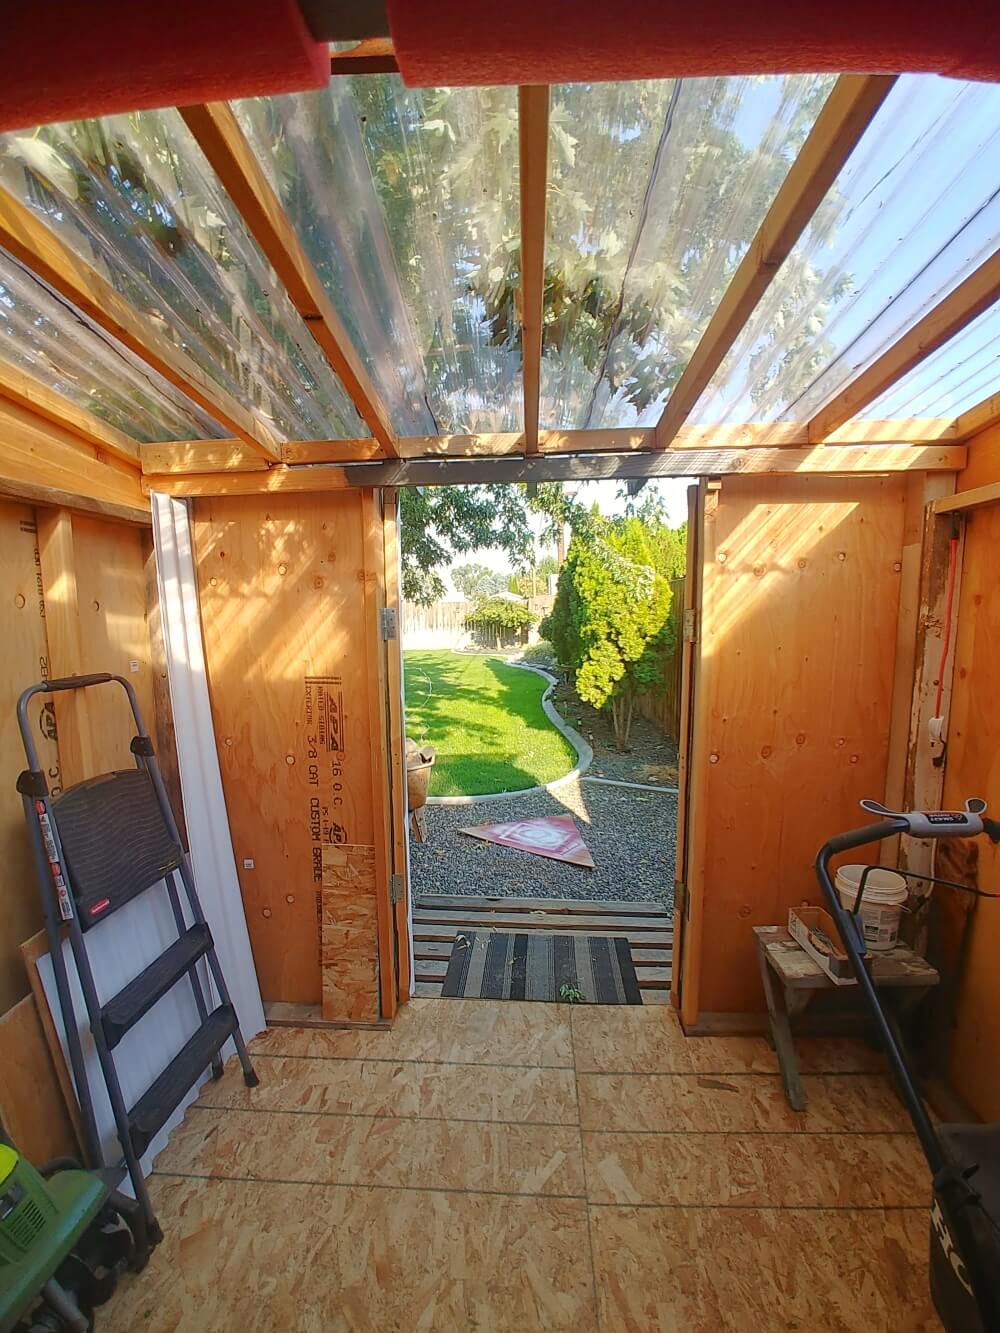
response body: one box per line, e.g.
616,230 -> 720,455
16,673 -> 258,1257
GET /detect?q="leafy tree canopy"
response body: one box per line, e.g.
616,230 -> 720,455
400,486 -> 533,605
508,553 -> 560,598
452,561 -> 510,601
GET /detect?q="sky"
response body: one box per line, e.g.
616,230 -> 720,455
438,476 -> 693,597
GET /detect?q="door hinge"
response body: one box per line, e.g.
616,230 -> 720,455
390,873 -> 405,905
379,607 -> 398,640
682,608 -> 697,644
674,879 -> 687,920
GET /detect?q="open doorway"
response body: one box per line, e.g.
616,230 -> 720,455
397,478 -> 690,1005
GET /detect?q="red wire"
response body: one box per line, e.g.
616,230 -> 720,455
933,535 -> 959,721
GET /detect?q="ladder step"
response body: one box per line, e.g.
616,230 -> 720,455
101,924 -> 213,1050
127,1005 -> 237,1159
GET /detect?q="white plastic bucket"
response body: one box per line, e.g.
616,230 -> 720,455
835,865 -> 908,951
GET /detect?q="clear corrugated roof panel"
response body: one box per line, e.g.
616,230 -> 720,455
234,80 -> 522,436
540,75 -> 836,430
0,250 -> 226,442
0,111 -> 367,442
859,301 -> 1000,424
690,76 -> 1000,427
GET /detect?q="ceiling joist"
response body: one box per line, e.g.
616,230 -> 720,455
180,101 -> 399,457
654,74 -> 897,450
518,86 -> 550,455
0,184 -> 280,462
808,247 -> 1000,442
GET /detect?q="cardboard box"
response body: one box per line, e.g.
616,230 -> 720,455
788,905 -> 867,985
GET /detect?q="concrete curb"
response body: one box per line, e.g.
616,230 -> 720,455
425,661 -> 594,806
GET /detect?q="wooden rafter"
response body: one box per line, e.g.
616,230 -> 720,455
0,185 -> 279,461
180,102 -> 398,457
0,356 -> 139,466
329,38 -> 399,75
143,442 -> 966,498
809,248 -> 1000,442
518,86 -> 550,455
654,74 -> 896,450
954,391 -> 1000,441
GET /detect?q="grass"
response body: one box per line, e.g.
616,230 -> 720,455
404,649 -> 577,797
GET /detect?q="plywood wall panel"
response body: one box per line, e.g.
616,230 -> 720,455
692,475 -> 906,1015
194,492 -> 385,1008
0,501 -> 60,1010
72,516 -> 156,773
941,498 -> 1000,1119
0,995 -> 79,1162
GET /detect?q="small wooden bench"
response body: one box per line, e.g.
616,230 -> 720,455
753,924 -> 940,1110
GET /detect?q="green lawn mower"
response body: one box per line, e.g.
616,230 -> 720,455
0,1130 -> 145,1333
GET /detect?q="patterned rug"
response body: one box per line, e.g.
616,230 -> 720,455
441,930 -> 642,1004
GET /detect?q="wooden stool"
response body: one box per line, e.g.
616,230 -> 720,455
753,924 -> 940,1110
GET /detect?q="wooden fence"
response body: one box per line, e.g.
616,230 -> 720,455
637,577 -> 685,743
402,596 -> 553,650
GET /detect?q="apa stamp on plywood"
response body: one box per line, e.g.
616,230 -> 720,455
305,676 -> 349,891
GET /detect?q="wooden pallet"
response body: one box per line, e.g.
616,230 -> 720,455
412,894 -> 673,1004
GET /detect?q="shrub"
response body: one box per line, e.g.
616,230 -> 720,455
542,520 -> 672,751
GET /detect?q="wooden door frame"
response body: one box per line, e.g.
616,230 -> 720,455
379,488 -> 413,1004
670,481 -> 703,1014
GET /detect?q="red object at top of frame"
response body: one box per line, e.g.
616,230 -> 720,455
0,0 -> 328,133
387,0 -> 1000,86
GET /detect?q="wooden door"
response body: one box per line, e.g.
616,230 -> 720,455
195,487 -> 408,1023
670,482 -> 705,1013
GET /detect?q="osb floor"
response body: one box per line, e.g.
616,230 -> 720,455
102,1001 -> 943,1332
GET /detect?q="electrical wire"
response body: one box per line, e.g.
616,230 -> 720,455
933,528 -> 960,721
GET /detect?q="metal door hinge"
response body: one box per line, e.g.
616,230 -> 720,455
682,608 -> 697,644
390,873 -> 405,904
674,879 -> 687,920
379,607 -> 398,640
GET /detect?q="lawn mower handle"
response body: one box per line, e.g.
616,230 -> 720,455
815,799 -> 1000,1329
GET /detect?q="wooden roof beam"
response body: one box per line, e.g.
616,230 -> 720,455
0,185 -> 279,462
180,102 -> 398,457
140,418 -> 963,471
654,74 -> 896,450
809,248 -> 1000,442
0,356 -> 139,467
518,86 -> 550,455
948,390 -> 1000,443
143,442 -> 965,497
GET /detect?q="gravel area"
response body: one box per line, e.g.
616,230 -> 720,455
549,680 -> 679,786
412,778 -> 677,907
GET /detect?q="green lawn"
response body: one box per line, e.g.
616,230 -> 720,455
404,650 -> 577,797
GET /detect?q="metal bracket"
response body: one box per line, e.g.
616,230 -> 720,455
379,607 -> 398,641
682,608 -> 697,644
674,879 -> 687,919
390,873 -> 405,905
